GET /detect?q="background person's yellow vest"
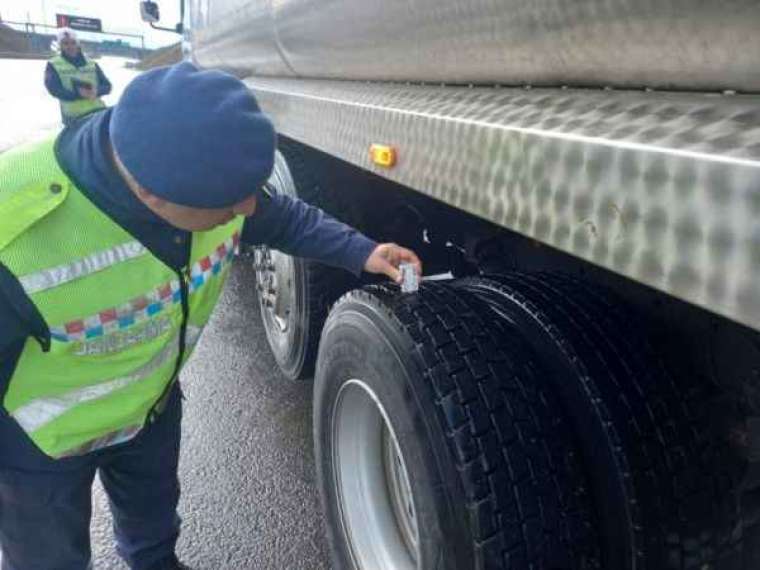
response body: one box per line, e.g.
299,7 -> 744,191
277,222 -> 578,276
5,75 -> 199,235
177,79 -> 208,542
0,137 -> 243,458
49,54 -> 106,122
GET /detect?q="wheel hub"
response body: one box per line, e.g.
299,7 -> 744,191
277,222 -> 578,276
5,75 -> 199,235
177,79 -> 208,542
253,247 -> 295,333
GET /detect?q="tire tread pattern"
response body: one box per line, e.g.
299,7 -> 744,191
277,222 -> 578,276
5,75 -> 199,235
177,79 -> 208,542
459,272 -> 745,569
353,282 -> 602,569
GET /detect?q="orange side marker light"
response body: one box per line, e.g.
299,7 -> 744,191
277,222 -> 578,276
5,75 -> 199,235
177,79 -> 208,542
369,143 -> 397,168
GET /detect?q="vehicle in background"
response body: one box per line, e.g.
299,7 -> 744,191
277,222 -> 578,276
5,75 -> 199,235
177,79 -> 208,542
141,2 -> 760,569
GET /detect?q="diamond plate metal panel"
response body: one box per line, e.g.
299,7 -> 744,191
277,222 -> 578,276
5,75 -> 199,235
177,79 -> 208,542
193,0 -> 760,92
246,78 -> 760,331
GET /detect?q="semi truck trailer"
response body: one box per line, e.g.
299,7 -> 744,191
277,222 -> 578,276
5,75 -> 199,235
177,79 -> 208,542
141,2 -> 760,568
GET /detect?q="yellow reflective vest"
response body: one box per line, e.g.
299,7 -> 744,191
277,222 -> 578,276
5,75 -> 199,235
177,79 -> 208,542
0,137 -> 243,458
49,54 -> 106,123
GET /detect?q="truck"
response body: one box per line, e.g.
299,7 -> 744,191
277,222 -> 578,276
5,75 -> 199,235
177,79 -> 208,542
140,2 -> 760,569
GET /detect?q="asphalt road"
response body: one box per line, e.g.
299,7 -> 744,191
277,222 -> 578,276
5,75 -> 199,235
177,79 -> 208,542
90,260 -> 331,569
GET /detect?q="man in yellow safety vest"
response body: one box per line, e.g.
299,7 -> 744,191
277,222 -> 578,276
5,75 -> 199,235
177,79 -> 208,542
0,62 -> 421,570
44,27 -> 111,125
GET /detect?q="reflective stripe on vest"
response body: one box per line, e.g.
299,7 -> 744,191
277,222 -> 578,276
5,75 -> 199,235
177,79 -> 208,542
49,54 -> 106,120
13,326 -> 203,435
0,137 -> 244,458
41,233 -> 238,345
18,240 -> 147,294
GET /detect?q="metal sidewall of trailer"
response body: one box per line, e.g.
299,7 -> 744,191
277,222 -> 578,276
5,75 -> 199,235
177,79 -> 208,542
190,0 -> 760,93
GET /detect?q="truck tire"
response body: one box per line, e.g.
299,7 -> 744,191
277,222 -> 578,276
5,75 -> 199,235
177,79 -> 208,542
248,142 -> 355,380
457,273 -> 744,570
314,282 -> 601,570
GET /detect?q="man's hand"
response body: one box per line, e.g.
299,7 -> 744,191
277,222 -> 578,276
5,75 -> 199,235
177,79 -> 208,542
78,86 -> 96,100
364,243 -> 422,283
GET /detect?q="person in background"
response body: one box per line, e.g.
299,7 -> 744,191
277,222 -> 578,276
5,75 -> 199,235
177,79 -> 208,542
44,27 -> 112,125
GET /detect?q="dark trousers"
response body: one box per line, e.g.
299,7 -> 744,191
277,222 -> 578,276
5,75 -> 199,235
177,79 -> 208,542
0,386 -> 183,570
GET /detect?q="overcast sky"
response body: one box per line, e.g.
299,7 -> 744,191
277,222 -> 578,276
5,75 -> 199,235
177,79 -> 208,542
0,0 -> 181,48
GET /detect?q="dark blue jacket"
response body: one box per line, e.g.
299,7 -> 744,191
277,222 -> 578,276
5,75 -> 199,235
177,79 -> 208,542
0,109 -> 377,400
44,51 -> 112,101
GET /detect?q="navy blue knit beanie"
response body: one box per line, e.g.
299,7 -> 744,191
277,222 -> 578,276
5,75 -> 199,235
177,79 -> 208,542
110,62 -> 275,208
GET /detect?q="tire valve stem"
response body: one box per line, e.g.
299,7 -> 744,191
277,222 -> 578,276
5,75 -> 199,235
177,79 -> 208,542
400,263 -> 419,294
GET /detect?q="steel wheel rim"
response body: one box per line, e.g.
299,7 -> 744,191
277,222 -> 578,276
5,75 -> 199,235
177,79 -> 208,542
252,150 -> 298,355
383,422 -> 420,557
254,247 -> 295,335
332,379 -> 419,570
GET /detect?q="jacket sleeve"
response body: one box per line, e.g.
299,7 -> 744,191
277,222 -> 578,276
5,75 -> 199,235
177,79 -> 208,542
0,299 -> 27,358
241,193 -> 377,276
0,264 -> 41,396
44,62 -> 81,101
0,264 -> 47,351
94,64 -> 112,97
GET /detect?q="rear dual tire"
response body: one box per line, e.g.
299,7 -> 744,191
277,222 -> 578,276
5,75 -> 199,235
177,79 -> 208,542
314,282 -> 601,570
315,275 -> 745,569
457,273 -> 743,569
